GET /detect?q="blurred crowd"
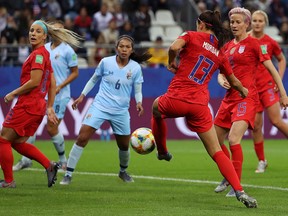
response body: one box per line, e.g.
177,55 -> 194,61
0,0 -> 288,67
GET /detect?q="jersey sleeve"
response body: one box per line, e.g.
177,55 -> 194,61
94,59 -> 104,76
30,51 -> 47,71
66,45 -> 78,67
257,40 -> 270,62
271,39 -> 282,57
178,31 -> 191,44
133,64 -> 144,84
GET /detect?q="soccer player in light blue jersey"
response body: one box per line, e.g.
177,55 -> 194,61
13,20 -> 79,171
60,35 -> 151,184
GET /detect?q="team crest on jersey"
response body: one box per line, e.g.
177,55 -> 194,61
260,45 -> 268,54
35,55 -> 43,64
230,47 -> 236,55
126,70 -> 132,79
238,45 -> 245,54
55,54 -> 60,59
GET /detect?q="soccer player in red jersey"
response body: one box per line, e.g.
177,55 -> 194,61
249,10 -> 287,173
0,20 -> 82,188
151,10 -> 257,208
214,7 -> 288,196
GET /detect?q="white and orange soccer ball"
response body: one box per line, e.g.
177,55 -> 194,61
130,128 -> 156,155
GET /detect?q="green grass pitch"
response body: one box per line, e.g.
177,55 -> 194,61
1,139 -> 287,216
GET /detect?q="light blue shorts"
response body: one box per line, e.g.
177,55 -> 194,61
82,104 -> 131,135
53,97 -> 70,119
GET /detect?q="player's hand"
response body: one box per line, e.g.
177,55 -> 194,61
167,62 -> 178,74
47,107 -> 59,125
274,84 -> 279,92
280,96 -> 288,110
218,74 -> 231,89
4,92 -> 16,103
239,87 -> 248,98
72,94 -> 84,110
136,102 -> 144,116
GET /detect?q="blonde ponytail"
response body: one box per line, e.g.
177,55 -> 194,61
41,20 -> 83,47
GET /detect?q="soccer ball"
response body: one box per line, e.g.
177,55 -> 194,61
130,128 -> 156,155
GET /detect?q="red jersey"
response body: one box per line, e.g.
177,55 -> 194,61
17,45 -> 53,115
253,34 -> 282,92
221,36 -> 270,102
166,31 -> 233,105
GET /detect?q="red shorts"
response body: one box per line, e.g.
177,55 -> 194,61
2,104 -> 44,137
158,95 -> 213,133
214,97 -> 257,130
257,87 -> 279,112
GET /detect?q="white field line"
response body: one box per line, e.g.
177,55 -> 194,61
27,168 -> 288,191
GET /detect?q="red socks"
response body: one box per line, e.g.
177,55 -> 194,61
213,151 -> 243,191
12,142 -> 50,169
254,141 -> 265,161
151,116 -> 167,154
0,137 -> 14,183
220,144 -> 230,159
230,144 -> 243,180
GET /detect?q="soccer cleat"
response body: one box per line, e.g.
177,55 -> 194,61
13,160 -> 32,171
255,160 -> 268,173
226,188 -> 236,197
214,178 -> 230,193
0,180 -> 16,188
157,152 -> 173,161
60,175 -> 72,185
46,162 -> 60,187
235,190 -> 258,208
118,171 -> 134,183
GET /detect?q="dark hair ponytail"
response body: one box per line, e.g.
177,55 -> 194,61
116,35 -> 152,64
198,10 -> 231,48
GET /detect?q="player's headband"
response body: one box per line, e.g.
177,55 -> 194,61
32,20 -> 48,34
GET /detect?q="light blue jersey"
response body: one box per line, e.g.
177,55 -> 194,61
93,55 -> 143,113
45,42 -> 78,101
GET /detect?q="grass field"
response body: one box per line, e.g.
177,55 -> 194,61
1,139 -> 288,216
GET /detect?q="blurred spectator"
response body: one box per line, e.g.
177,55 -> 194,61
80,0 -> 101,17
252,0 -> 272,13
74,6 -> 92,40
147,36 -> 168,68
15,35 -> 30,66
119,20 -> 134,37
14,7 -> 33,38
91,2 -> 113,40
1,15 -> 18,44
149,0 -> 170,14
97,18 -> 119,44
113,3 -> 129,29
131,3 -> 151,43
46,0 -> 62,19
35,1 -> 50,20
103,0 -> 119,13
280,20 -> 288,44
168,0 -> 184,23
197,1 -> 207,13
221,0 -> 235,22
269,0 -> 287,28
121,0 -> 140,19
0,6 -> 8,34
0,35 -> 15,66
59,0 -> 81,20
95,18 -> 119,64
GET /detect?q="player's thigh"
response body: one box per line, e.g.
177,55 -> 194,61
110,111 -> 130,136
